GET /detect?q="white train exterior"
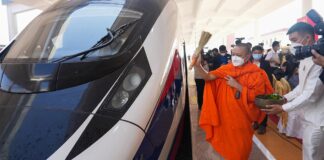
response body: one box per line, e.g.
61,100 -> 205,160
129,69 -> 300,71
0,0 -> 187,159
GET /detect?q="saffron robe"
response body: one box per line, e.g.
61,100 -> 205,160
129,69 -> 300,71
199,62 -> 273,160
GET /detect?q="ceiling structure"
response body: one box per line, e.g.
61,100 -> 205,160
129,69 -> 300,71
175,0 -> 294,46
12,0 -> 295,46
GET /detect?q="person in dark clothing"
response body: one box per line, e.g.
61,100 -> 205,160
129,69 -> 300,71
282,62 -> 299,89
206,48 -> 219,70
194,79 -> 205,110
279,46 -> 300,89
252,45 -> 270,134
258,42 -> 264,47
260,50 -> 273,85
210,45 -> 231,70
312,50 -> 324,84
320,71 -> 324,84
246,42 -> 252,50
206,50 -> 216,70
211,48 -> 220,69
212,48 -> 219,56
218,45 -> 231,64
194,53 -> 209,110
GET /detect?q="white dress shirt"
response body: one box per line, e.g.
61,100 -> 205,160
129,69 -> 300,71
283,57 -> 324,127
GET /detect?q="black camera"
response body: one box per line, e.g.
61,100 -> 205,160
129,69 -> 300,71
235,37 -> 245,45
295,9 -> 324,60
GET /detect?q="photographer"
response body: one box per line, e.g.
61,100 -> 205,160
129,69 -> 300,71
263,22 -> 324,160
312,50 -> 324,83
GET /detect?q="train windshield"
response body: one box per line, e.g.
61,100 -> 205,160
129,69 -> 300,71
2,2 -> 142,63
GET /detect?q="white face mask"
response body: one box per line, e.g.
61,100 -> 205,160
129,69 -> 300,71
232,55 -> 245,66
289,42 -> 303,55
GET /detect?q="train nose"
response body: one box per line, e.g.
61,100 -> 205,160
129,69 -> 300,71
0,75 -> 119,160
0,106 -> 93,160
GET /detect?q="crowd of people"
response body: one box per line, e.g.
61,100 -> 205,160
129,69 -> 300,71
193,22 -> 324,160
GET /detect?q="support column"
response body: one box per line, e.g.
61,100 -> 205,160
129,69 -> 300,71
6,3 -> 40,41
0,4 -> 9,45
6,4 -> 18,40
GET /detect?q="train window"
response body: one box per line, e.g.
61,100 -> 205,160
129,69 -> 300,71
2,2 -> 142,63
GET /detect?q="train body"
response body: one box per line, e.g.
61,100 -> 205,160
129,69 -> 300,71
0,0 -> 187,159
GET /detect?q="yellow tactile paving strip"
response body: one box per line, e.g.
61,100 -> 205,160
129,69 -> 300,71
255,121 -> 302,160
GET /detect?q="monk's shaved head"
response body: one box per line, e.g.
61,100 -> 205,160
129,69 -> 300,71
232,43 -> 251,57
235,43 -> 251,55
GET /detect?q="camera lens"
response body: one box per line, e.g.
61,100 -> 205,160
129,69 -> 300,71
295,46 -> 313,60
295,46 -> 303,60
303,46 -> 312,58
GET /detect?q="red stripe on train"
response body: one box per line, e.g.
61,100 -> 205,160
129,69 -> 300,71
158,50 -> 181,104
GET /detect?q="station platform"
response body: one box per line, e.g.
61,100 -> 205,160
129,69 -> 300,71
187,69 -> 302,160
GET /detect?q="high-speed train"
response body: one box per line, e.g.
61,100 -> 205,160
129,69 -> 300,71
0,0 -> 188,159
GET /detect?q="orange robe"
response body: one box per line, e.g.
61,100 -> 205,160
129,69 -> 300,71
199,62 -> 273,160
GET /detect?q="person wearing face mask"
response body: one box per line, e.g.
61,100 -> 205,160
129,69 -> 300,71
252,45 -> 264,67
263,22 -> 324,160
218,45 -> 231,64
251,45 -> 271,135
193,43 -> 273,159
211,45 -> 231,70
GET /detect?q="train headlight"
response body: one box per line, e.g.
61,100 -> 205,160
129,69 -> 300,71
108,69 -> 144,110
111,90 -> 129,109
122,73 -> 142,91
100,48 -> 152,112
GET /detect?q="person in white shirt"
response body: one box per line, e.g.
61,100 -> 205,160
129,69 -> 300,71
263,22 -> 324,160
265,41 -> 281,68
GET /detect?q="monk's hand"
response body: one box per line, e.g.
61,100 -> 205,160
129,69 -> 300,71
192,54 -> 201,66
225,76 -> 242,92
261,104 -> 284,114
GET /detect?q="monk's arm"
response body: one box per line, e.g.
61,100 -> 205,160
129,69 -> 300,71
245,81 -> 266,102
194,60 -> 217,81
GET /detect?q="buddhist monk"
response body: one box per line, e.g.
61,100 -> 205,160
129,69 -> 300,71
193,43 -> 273,160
